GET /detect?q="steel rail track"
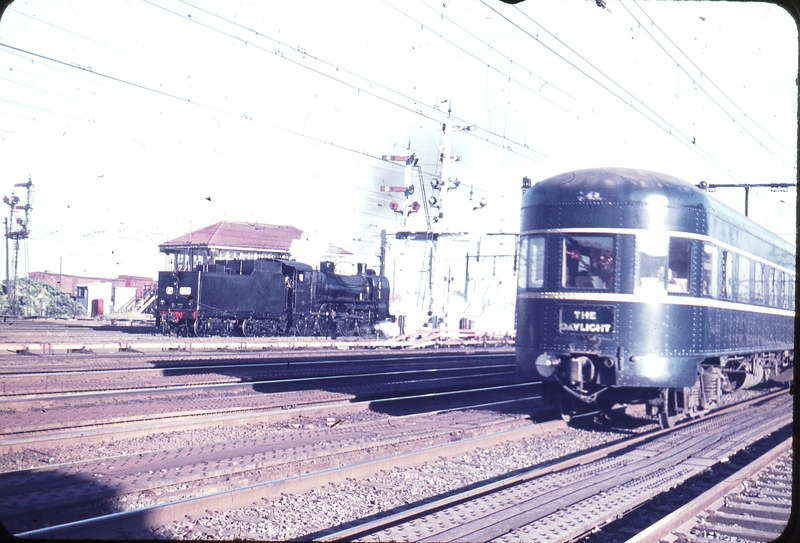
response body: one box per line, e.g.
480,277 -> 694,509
10,393 -> 551,539
0,350 -> 514,375
316,389 -> 791,542
625,435 -> 794,543
0,380 -> 539,451
0,361 -> 515,399
0,330 -> 514,356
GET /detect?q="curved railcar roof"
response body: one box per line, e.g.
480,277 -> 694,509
524,168 -> 709,208
522,167 -> 795,265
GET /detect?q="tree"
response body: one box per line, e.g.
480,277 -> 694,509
2,278 -> 85,318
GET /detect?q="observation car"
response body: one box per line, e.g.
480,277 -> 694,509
515,168 -> 794,428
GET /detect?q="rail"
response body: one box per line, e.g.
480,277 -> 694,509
0,328 -> 515,355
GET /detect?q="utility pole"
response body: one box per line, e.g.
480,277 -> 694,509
3,178 -> 34,316
379,229 -> 386,279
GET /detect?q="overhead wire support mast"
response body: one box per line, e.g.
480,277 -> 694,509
697,182 -> 796,217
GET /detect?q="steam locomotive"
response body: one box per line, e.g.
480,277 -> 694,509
515,168 -> 795,428
155,259 -> 392,337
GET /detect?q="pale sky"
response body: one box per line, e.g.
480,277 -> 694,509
0,0 -> 796,280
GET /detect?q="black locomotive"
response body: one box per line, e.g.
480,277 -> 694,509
155,259 -> 392,338
515,168 -> 794,428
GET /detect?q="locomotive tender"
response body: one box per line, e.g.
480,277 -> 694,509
156,259 -> 392,338
515,168 -> 794,428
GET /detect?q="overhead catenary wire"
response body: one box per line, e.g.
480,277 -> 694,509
149,0 -> 553,170
407,0 -> 638,150
2,0 -> 554,207
618,0 -> 794,167
0,2 -> 792,242
0,41 -> 449,243
629,0 -> 795,162
487,1 -> 753,185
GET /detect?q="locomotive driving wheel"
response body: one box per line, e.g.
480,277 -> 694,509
338,317 -> 359,337
241,318 -> 256,338
318,304 -> 337,338
295,318 -> 310,337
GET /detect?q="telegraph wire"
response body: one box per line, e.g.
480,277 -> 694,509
620,0 -> 794,166
2,7 -> 450,176
0,42 -> 445,180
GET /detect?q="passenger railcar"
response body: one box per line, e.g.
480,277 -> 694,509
515,168 -> 794,428
155,259 -> 392,338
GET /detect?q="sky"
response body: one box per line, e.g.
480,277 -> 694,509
0,0 -> 796,281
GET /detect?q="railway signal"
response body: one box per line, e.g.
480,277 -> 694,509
4,178 -> 34,316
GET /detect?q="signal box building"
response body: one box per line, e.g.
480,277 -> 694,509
158,221 -> 352,271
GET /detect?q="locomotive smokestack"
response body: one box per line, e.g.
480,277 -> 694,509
357,263 -> 365,275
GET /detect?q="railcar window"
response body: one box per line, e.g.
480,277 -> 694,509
518,237 -> 528,290
721,250 -> 733,299
563,236 -> 614,289
518,235 -> 545,289
767,267 -> 777,307
753,262 -> 764,304
667,238 -> 692,293
702,243 -> 718,297
736,256 -> 751,303
634,233 -> 668,294
634,235 -> 691,294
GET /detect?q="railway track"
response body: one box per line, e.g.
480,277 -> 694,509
5,388 -> 788,540
1,354 -> 518,446
627,436 -> 793,543
5,391 -> 549,538
0,316 -> 514,356
1,321 -> 792,541
312,390 -> 792,543
0,323 -> 534,538
0,352 -> 514,396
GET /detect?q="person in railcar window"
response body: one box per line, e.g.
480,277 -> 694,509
563,236 -> 613,289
